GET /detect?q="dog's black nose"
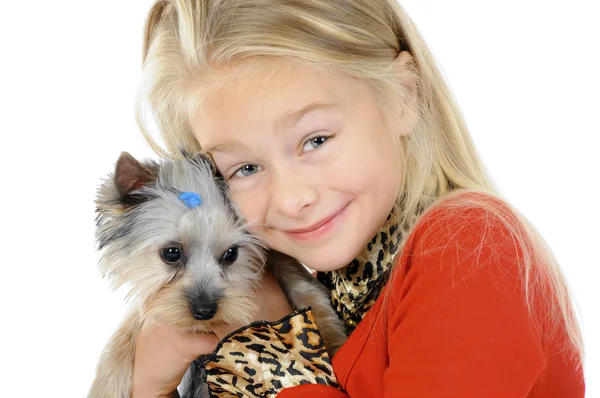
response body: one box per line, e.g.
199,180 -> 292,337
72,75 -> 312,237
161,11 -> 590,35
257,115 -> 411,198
191,302 -> 218,320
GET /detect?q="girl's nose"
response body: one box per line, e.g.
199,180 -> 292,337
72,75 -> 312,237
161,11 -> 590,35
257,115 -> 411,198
270,169 -> 318,218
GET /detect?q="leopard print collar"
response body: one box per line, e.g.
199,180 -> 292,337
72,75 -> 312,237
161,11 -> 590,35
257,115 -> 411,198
316,179 -> 457,335
316,203 -> 405,334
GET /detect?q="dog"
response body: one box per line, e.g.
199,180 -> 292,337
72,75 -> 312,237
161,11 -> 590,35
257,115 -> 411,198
88,151 -> 347,398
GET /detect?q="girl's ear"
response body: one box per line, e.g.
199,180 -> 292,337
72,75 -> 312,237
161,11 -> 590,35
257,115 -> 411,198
392,50 -> 420,138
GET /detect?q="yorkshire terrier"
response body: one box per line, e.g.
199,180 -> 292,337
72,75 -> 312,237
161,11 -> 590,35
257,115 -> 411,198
88,152 -> 347,398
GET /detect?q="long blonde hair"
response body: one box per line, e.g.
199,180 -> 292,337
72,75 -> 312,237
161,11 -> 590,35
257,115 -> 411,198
135,0 -> 583,362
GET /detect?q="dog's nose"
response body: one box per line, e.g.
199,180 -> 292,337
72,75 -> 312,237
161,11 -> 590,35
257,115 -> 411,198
191,302 -> 218,320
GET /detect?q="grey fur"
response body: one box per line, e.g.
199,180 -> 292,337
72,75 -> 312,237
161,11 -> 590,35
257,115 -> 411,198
88,152 -> 346,398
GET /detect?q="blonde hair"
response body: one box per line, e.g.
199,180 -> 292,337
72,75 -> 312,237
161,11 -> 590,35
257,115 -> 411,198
135,0 -> 583,362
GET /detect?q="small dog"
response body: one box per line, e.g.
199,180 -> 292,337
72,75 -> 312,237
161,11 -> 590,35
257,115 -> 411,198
88,152 -> 347,398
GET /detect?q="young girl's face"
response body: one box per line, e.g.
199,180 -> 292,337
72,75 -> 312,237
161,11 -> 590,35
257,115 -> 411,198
193,59 -> 406,271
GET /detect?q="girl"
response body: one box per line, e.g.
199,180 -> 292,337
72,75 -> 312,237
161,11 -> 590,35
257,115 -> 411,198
130,0 -> 585,396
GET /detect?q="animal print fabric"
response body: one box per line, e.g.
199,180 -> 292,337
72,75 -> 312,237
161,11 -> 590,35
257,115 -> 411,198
204,308 -> 339,397
203,194 -> 438,396
317,203 -> 406,334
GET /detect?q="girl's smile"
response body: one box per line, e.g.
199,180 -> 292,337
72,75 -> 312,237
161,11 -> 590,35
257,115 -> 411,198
282,200 -> 351,242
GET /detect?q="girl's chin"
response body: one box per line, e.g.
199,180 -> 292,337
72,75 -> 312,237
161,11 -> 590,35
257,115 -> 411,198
269,237 -> 359,272
294,252 -> 355,273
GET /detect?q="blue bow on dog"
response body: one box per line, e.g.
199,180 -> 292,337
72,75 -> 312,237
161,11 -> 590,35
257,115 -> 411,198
179,192 -> 202,208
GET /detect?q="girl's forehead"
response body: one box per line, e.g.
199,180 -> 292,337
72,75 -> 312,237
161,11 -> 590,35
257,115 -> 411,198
207,60 -> 322,101
192,58 -> 381,152
198,59 -> 366,124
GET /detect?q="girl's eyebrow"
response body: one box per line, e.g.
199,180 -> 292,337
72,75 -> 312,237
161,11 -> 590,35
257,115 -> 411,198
206,103 -> 338,154
276,102 -> 337,130
205,140 -> 248,154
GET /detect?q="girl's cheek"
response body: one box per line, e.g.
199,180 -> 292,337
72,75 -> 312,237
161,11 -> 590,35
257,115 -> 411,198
228,174 -> 271,235
231,190 -> 263,225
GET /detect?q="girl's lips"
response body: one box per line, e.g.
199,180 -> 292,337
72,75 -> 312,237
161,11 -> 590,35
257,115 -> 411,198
284,202 -> 349,241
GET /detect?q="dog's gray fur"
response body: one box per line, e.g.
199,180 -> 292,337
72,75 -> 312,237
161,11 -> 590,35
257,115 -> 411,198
88,152 -> 346,398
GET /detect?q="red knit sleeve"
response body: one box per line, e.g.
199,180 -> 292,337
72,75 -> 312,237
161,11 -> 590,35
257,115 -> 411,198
383,203 -> 548,397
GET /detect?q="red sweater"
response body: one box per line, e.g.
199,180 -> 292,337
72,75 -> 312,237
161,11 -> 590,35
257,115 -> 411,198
279,197 -> 585,397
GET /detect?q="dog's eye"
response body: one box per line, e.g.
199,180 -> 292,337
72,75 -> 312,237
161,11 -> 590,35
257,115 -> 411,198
220,246 -> 238,265
161,247 -> 182,264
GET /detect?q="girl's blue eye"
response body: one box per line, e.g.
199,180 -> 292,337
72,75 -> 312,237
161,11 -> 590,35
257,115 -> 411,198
234,164 -> 259,178
302,135 -> 329,153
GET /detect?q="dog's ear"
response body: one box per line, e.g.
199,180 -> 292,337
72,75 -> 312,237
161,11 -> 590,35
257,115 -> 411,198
95,152 -> 159,226
114,151 -> 159,206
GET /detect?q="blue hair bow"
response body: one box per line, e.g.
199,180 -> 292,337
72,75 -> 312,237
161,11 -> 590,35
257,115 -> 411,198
178,191 -> 202,209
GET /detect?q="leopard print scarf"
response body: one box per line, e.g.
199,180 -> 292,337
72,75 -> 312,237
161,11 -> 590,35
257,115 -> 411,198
315,204 -> 404,333
316,178 -> 457,334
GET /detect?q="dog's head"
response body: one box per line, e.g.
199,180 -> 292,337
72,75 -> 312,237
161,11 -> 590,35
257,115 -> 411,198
95,152 -> 265,332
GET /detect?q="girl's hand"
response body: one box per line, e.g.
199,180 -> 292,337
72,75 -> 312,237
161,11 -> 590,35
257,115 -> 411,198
212,269 -> 293,339
131,318 -> 220,398
130,270 -> 292,397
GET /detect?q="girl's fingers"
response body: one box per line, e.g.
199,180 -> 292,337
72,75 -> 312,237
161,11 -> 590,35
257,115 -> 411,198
179,329 -> 221,359
132,318 -> 221,396
143,318 -> 220,359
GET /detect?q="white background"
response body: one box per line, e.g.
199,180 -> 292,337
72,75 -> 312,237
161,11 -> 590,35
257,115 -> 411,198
1,1 -> 598,396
